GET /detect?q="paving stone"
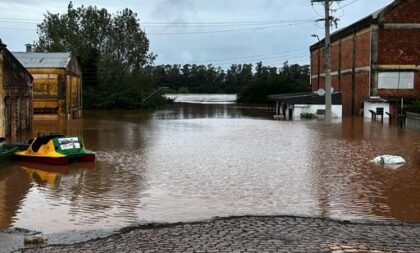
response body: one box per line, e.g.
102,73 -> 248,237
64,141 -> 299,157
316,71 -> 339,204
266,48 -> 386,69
14,216 -> 420,253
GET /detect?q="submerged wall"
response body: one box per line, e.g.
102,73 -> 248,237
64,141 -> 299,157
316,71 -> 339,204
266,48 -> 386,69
406,112 -> 420,129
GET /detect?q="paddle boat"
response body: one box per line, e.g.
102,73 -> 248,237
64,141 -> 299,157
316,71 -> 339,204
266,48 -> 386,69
14,134 -> 95,165
0,138 -> 20,163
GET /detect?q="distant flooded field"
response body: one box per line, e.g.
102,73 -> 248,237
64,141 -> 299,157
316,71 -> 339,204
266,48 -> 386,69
163,93 -> 237,104
1,97 -> 420,233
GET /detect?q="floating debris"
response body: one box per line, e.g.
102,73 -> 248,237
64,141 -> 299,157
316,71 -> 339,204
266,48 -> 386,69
371,155 -> 406,168
24,233 -> 46,244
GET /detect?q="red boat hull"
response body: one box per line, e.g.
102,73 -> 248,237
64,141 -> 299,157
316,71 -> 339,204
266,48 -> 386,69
15,153 -> 96,165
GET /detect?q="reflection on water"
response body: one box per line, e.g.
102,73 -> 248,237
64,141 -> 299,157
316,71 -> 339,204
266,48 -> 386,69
1,102 -> 420,233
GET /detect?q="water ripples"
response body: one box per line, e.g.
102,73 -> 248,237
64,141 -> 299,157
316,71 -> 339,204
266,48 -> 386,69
1,105 -> 419,233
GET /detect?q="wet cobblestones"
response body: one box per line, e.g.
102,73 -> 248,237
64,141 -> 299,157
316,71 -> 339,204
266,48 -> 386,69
16,216 -> 420,253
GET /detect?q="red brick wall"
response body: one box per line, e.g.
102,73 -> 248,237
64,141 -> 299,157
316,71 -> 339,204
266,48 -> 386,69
312,32 -> 371,76
355,32 -> 371,68
378,29 -> 420,98
378,29 -> 420,65
319,49 -> 325,74
311,49 -> 320,91
383,0 -> 419,23
339,72 -> 370,117
331,44 -> 340,72
332,76 -> 340,92
355,72 -> 370,114
377,8 -> 420,100
340,38 -> 354,71
310,51 -> 318,77
319,77 -> 325,90
310,30 -> 371,116
309,0 -> 420,117
341,74 -> 353,116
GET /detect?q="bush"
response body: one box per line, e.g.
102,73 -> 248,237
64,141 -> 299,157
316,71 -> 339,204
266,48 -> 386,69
300,113 -> 315,119
407,100 -> 420,113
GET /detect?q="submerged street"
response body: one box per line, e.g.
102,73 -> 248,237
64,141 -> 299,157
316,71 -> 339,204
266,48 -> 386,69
1,96 -> 420,252
1,96 -> 420,237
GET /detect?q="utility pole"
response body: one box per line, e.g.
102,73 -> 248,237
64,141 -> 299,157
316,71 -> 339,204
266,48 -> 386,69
311,0 -> 342,123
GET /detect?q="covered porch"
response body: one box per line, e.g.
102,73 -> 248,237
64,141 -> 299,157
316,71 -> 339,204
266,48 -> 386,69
267,92 -> 343,120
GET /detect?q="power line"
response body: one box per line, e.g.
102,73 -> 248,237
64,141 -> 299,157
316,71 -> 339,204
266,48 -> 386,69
0,26 -> 34,32
194,50 -> 308,64
146,22 -> 313,35
147,54 -> 310,68
0,20 -> 315,29
0,17 -> 314,25
79,53 -> 310,73
338,0 -> 361,9
0,20 -> 314,34
138,22 -> 310,28
311,4 -> 324,18
142,19 -> 314,25
78,49 -> 308,72
205,53 -> 310,65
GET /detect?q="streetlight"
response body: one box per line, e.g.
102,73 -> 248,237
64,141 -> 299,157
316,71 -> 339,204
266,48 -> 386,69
311,34 -> 320,42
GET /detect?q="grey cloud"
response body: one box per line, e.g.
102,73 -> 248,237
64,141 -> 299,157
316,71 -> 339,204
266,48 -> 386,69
153,0 -> 196,23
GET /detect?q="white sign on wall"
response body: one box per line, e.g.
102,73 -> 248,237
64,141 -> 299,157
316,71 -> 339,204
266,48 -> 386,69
378,72 -> 414,89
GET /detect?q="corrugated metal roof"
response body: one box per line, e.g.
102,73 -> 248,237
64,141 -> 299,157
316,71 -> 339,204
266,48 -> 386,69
268,92 -> 342,105
12,52 -> 71,68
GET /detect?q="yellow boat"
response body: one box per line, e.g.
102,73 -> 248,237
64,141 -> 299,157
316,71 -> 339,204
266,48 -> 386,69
14,134 -> 95,165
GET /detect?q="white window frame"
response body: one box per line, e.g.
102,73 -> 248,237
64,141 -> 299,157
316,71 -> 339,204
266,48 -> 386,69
378,71 -> 414,89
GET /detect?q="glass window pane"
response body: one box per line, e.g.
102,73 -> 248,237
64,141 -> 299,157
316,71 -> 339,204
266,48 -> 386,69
378,71 -> 414,89
399,72 -> 414,89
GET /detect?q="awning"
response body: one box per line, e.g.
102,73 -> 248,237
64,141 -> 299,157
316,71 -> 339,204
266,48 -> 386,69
268,92 -> 342,105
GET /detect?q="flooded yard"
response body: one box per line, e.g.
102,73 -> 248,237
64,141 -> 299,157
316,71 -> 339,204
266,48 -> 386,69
1,99 -> 420,233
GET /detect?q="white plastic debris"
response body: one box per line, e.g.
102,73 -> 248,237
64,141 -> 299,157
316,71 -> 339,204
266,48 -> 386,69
24,234 -> 46,244
371,155 -> 406,165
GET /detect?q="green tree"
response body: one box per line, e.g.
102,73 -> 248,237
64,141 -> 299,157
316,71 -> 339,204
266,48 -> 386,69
35,2 -> 156,109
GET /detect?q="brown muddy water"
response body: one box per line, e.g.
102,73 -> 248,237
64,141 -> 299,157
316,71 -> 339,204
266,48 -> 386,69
1,102 -> 420,233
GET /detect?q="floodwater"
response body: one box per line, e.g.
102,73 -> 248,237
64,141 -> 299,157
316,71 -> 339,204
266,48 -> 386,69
1,94 -> 420,233
164,94 -> 237,104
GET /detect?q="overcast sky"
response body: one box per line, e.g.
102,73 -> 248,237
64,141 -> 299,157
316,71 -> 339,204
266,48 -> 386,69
0,0 -> 393,68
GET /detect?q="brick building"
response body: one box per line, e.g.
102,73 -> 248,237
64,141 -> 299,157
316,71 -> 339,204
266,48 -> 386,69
310,0 -> 420,119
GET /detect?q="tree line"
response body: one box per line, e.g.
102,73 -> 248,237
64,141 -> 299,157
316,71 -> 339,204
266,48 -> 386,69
146,62 -> 310,103
35,2 -> 310,108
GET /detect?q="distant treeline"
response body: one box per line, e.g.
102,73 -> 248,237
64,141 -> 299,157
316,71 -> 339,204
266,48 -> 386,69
147,62 -> 310,103
35,2 -> 310,108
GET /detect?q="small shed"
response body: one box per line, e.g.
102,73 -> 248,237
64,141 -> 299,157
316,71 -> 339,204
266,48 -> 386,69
0,41 -> 33,137
13,51 -> 82,119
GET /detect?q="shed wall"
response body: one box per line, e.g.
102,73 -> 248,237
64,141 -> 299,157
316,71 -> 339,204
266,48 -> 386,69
27,57 -> 82,119
0,47 -> 32,137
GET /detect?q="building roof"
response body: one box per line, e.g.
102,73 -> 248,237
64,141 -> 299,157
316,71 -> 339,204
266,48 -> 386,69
365,96 -> 389,103
12,52 -> 72,69
268,92 -> 342,105
310,0 -> 401,51
0,43 -> 33,83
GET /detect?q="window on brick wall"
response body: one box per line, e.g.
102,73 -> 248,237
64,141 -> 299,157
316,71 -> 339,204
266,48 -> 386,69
378,71 -> 414,89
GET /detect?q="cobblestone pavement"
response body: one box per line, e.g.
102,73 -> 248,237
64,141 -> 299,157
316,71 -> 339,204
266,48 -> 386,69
16,216 -> 420,253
